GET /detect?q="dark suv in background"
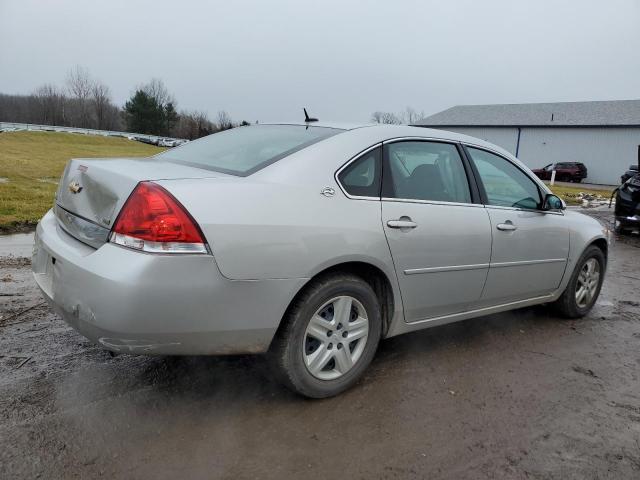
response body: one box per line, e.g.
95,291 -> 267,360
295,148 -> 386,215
614,173 -> 640,234
621,164 -> 639,184
532,162 -> 588,183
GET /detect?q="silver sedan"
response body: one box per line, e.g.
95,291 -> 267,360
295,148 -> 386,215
33,123 -> 608,397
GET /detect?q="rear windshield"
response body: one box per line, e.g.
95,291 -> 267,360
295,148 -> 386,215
156,125 -> 343,176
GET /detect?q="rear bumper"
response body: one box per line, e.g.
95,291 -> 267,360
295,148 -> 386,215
33,210 -> 306,355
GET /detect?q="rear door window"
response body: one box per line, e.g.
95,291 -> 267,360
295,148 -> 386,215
383,141 -> 472,203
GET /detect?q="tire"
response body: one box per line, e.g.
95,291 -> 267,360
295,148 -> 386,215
614,222 -> 630,235
268,273 -> 382,398
552,245 -> 605,318
574,178 -> 582,183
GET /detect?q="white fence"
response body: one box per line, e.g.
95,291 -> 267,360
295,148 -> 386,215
0,122 -> 183,143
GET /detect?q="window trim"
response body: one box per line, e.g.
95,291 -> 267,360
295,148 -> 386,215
334,143 -> 383,200
461,143 -> 564,215
380,138 -> 481,206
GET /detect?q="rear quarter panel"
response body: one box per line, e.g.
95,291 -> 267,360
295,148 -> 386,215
160,177 -> 393,281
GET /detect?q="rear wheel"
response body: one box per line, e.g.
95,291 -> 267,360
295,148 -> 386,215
269,274 -> 382,398
552,245 -> 605,318
614,221 -> 631,235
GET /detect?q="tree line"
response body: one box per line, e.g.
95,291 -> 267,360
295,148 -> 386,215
0,66 -> 247,139
370,107 -> 426,125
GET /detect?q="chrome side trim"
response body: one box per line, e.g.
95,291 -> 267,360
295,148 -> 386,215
334,143 -> 383,200
406,294 -> 555,326
54,204 -> 110,249
490,258 -> 567,269
382,197 -> 484,208
382,136 -> 464,145
404,258 -> 565,275
484,205 -> 564,216
404,263 -> 489,275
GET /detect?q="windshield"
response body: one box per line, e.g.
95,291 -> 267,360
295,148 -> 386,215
156,124 -> 343,176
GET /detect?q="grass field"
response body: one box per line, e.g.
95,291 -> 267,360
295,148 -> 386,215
543,182 -> 614,205
0,131 -> 164,232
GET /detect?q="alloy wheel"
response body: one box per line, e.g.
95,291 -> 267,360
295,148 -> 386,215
302,296 -> 369,380
575,258 -> 600,308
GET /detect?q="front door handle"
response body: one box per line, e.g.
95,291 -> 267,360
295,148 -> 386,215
387,219 -> 418,229
496,221 -> 517,231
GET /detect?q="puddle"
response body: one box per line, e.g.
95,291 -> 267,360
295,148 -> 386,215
0,233 -> 34,258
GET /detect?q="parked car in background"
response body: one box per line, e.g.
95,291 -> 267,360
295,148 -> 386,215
531,162 -> 588,182
32,124 -> 608,398
134,136 -> 159,146
614,172 -> 640,234
158,138 -> 183,147
621,164 -> 639,184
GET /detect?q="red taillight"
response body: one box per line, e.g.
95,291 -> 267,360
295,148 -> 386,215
110,181 -> 208,254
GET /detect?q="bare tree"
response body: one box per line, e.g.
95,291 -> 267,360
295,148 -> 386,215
33,84 -> 66,125
66,65 -> 92,100
371,111 -> 401,124
66,65 -> 93,127
92,81 -> 116,130
142,78 -> 173,107
371,111 -> 384,124
174,110 -> 215,139
372,108 -> 424,125
401,106 -> 425,124
216,110 -> 233,130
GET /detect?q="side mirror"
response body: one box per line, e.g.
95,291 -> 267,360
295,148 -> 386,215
543,193 -> 565,211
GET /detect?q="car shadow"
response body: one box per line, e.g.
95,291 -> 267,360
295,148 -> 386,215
120,304 -> 568,403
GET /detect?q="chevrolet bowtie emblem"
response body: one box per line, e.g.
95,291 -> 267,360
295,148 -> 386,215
68,180 -> 83,194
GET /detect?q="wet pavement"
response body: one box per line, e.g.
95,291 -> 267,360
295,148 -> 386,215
0,232 -> 33,258
1,209 -> 639,479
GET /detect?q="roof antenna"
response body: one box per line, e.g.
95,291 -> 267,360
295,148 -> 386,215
304,108 -> 318,123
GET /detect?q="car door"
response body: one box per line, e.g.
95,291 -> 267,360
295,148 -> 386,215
464,146 -> 570,304
381,140 -> 492,323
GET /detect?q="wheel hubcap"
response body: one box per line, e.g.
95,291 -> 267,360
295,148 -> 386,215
575,258 -> 600,308
303,296 -> 369,380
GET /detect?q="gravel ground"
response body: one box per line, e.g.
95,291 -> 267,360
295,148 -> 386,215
1,209 -> 639,479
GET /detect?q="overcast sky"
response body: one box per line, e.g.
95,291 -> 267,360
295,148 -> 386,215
1,0 -> 639,123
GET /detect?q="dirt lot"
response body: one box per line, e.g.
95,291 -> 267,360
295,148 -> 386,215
1,209 -> 639,479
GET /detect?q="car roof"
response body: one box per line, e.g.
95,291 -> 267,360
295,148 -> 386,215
260,121 -> 372,130
254,122 -> 519,162
260,122 -> 505,144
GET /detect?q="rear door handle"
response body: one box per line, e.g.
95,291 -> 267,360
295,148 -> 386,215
496,221 -> 517,231
387,219 -> 418,229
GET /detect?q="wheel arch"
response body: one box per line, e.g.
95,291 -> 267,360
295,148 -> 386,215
273,260 -> 399,346
588,237 -> 608,264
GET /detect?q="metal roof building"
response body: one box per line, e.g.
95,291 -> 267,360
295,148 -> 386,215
415,100 -> 640,185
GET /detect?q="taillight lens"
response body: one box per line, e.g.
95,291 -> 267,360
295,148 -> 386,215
110,181 -> 208,254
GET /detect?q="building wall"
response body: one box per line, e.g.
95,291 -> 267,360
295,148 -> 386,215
437,127 -> 520,154
434,126 -> 640,185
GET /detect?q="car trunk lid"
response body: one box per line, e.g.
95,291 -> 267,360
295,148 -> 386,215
54,157 -> 227,248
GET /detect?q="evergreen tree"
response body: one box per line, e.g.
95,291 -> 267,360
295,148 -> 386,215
124,90 -> 165,134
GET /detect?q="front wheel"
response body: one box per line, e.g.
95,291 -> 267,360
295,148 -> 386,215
552,245 -> 605,318
268,274 -> 382,398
